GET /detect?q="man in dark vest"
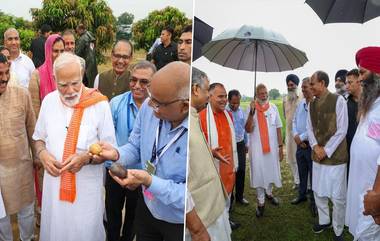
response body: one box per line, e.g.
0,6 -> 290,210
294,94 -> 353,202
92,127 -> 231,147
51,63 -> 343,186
94,40 -> 132,100
307,71 -> 348,241
76,24 -> 98,87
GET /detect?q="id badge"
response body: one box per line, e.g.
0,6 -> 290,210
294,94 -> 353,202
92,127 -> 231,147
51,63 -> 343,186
145,160 -> 156,175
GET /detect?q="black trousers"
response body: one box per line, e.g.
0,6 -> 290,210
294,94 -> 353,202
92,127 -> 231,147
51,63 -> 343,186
234,140 -> 247,201
135,194 -> 184,241
105,171 -> 139,241
296,145 -> 313,199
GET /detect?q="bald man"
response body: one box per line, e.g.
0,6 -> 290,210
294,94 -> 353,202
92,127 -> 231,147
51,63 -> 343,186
96,61 -> 189,241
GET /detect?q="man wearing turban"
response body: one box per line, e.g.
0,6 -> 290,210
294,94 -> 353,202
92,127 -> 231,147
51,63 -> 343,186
283,74 -> 301,191
346,46 -> 380,240
335,69 -> 349,99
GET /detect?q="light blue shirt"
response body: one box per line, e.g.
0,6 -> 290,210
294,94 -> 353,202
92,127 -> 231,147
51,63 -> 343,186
117,99 -> 187,224
226,105 -> 248,143
292,98 -> 309,141
109,91 -> 141,169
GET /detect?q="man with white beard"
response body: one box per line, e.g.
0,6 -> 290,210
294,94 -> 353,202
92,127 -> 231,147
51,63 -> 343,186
246,83 -> 283,217
283,74 -> 301,190
32,52 -> 116,241
346,46 -> 380,241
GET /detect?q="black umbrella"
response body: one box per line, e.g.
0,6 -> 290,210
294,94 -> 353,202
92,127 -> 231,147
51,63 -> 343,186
193,17 -> 213,61
305,0 -> 380,24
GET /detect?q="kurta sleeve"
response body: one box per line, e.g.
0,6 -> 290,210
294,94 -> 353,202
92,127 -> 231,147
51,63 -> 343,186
97,101 -> 116,146
32,94 -> 48,142
28,70 -> 41,118
324,96 -> 348,158
307,102 -> 318,148
274,105 -> 282,128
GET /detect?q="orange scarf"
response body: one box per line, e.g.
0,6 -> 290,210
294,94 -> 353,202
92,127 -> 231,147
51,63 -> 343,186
255,102 -> 270,154
60,87 -> 108,203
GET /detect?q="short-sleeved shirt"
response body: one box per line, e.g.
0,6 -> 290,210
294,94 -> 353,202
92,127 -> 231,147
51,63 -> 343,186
152,42 -> 178,70
10,53 -> 35,88
30,36 -> 46,68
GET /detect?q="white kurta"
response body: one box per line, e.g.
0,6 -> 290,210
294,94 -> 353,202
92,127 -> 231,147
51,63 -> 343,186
248,103 -> 282,188
346,98 -> 380,240
307,95 -> 348,198
33,90 -> 116,241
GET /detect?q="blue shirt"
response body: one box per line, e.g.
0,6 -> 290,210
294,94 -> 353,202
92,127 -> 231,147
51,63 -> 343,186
109,91 -> 141,169
117,99 -> 187,224
226,105 -> 248,143
292,98 -> 309,141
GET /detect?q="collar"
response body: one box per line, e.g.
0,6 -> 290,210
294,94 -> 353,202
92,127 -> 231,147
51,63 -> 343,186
165,115 -> 189,133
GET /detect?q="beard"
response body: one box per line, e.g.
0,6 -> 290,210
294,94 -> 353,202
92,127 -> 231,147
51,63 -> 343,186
359,73 -> 380,118
257,97 -> 269,105
287,89 -> 298,102
59,85 -> 82,107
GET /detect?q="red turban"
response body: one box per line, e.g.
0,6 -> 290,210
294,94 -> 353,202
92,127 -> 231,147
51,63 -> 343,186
355,46 -> 380,74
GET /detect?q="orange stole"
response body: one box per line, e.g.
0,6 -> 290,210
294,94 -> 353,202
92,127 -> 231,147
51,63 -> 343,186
60,87 -> 108,203
255,102 -> 270,154
199,109 -> 235,194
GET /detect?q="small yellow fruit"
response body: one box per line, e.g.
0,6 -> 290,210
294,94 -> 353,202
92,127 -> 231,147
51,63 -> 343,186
89,143 -> 102,155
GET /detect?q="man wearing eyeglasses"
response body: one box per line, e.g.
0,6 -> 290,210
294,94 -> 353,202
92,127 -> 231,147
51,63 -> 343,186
105,60 -> 156,241
93,40 -> 132,100
93,61 -> 189,241
0,53 -> 37,241
33,52 -> 116,241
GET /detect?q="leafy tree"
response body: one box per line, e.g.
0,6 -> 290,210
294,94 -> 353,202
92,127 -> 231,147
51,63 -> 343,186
0,11 -> 35,51
31,0 -> 116,63
117,12 -> 134,25
269,88 -> 281,100
132,6 -> 191,51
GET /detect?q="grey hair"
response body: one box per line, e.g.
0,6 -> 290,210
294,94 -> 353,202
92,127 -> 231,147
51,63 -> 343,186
302,77 -> 310,84
131,60 -> 156,74
4,28 -> 19,39
53,52 -> 83,81
192,67 -> 209,88
359,73 -> 380,118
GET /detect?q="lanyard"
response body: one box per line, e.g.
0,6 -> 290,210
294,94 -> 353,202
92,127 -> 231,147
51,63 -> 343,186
150,120 -> 187,165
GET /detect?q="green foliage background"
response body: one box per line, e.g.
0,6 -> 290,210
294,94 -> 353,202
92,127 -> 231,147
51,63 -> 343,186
31,0 -> 116,63
0,11 -> 35,51
132,6 -> 192,51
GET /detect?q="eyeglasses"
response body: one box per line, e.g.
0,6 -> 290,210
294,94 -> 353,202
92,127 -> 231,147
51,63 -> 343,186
57,80 -> 82,89
147,91 -> 188,110
112,53 -> 131,60
129,76 -> 150,87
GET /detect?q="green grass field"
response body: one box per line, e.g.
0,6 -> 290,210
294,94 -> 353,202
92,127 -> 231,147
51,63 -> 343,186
231,99 -> 353,241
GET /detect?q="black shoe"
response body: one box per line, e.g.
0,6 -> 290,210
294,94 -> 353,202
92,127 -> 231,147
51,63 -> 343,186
312,222 -> 332,233
237,198 -> 249,205
229,220 -> 241,230
333,232 -> 344,241
256,205 -> 265,217
266,194 -> 280,206
291,196 -> 307,205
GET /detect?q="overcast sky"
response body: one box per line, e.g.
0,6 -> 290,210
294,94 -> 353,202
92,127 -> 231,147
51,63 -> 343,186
1,0 -> 193,21
193,0 -> 380,96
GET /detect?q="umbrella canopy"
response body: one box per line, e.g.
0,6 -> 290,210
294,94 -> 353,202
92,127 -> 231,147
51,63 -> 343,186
193,17 -> 213,61
305,0 -> 380,24
202,25 -> 308,95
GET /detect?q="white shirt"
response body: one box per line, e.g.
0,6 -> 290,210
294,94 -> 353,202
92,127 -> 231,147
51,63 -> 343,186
33,90 -> 116,241
346,97 -> 380,240
247,103 -> 283,189
10,53 -> 35,88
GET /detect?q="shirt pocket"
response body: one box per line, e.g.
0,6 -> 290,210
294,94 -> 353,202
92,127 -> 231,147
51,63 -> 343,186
6,110 -> 25,137
76,124 -> 97,152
